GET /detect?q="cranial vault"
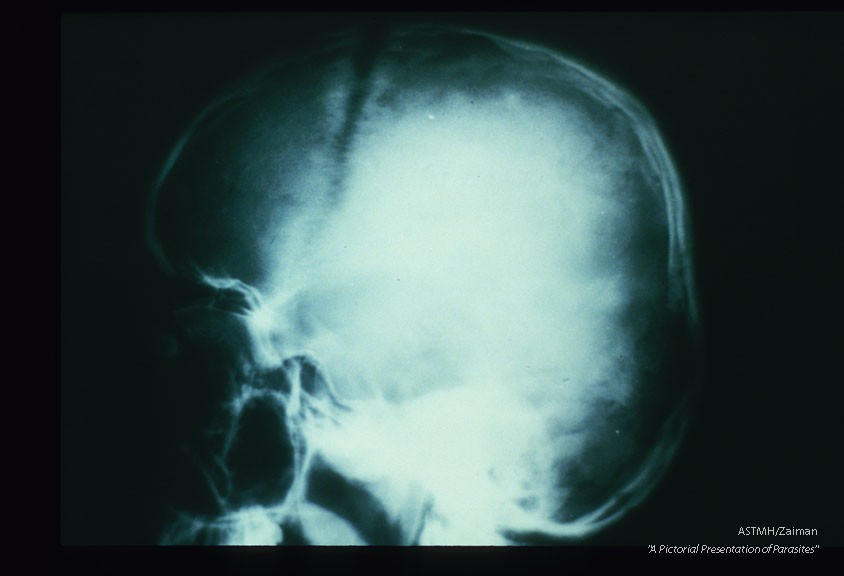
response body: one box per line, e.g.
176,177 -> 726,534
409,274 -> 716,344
149,25 -> 700,545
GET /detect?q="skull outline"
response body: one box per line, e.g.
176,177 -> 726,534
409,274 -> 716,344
149,24 -> 701,545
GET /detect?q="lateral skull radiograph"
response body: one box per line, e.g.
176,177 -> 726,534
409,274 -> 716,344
148,25 -> 700,545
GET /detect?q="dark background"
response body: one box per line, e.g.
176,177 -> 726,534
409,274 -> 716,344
60,12 -> 843,549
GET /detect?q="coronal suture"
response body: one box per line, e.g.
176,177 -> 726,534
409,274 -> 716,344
149,24 -> 700,545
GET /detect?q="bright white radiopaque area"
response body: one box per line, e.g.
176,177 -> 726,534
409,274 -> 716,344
265,92 -> 636,406
240,91 -> 652,541
308,382 -> 573,544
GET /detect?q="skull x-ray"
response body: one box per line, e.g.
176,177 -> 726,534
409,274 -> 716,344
141,24 -> 700,545
62,13 -> 844,553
